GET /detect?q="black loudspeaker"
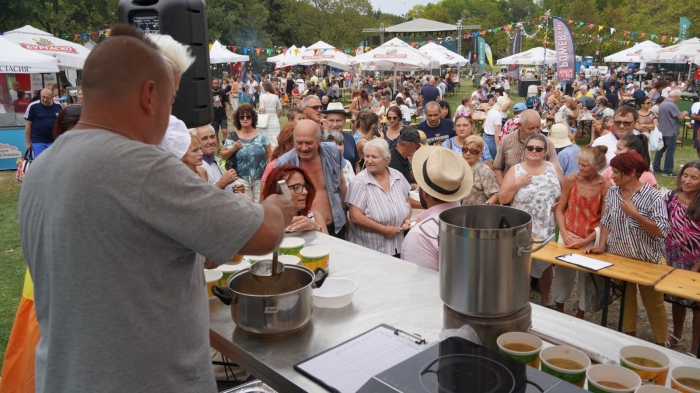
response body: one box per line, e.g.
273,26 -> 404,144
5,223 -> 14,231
118,0 -> 212,128
517,78 -> 540,98
372,36 -> 380,46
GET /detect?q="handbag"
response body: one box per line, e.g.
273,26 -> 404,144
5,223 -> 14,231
257,112 -> 269,129
15,149 -> 33,182
650,126 -> 664,150
224,132 -> 240,171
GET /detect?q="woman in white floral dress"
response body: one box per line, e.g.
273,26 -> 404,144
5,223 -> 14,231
499,133 -> 563,308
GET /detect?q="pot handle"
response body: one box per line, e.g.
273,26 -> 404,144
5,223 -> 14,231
312,267 -> 328,288
517,233 -> 555,256
211,285 -> 233,306
418,218 -> 438,240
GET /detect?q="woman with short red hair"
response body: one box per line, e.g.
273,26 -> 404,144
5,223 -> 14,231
261,164 -> 328,234
586,151 -> 670,346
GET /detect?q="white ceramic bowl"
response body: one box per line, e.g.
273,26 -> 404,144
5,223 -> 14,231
313,278 -> 358,308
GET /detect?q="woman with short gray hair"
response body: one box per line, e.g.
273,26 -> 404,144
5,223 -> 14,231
346,138 -> 412,257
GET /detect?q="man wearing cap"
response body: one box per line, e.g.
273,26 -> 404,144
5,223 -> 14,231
322,102 -> 359,171
389,127 -> 425,186
548,123 -> 580,176
501,103 -> 527,140
401,147 -> 473,271
493,109 -> 559,184
417,101 -> 456,146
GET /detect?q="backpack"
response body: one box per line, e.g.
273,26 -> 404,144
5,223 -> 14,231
526,95 -> 541,111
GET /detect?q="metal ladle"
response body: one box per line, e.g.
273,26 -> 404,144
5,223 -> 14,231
250,180 -> 292,283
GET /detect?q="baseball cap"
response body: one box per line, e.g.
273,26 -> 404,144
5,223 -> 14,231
398,127 -> 427,145
513,103 -> 527,112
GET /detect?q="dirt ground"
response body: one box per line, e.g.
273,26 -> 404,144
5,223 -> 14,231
529,280 -> 697,357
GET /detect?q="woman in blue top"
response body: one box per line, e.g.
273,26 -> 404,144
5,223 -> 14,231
442,111 -> 494,169
220,103 -> 271,202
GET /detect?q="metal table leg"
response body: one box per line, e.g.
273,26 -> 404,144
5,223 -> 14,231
600,277 -> 611,328
617,282 -> 628,332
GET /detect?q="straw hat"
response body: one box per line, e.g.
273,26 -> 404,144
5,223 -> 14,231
322,102 -> 349,116
548,123 -> 572,149
412,146 -> 473,202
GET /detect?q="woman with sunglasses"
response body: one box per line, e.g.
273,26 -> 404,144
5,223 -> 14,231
636,98 -> 658,139
442,111 -> 494,169
384,106 -> 403,150
461,135 -> 499,206
500,134 -> 564,308
260,164 -> 328,234
220,104 -> 271,202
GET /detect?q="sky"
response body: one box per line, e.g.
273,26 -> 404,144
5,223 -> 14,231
369,0 -> 426,17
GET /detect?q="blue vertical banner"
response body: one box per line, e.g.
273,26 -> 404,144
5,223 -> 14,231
553,17 -> 575,84
679,17 -> 691,42
477,36 -> 486,71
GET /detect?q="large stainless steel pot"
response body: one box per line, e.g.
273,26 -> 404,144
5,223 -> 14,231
212,265 -> 327,337
424,205 -> 553,317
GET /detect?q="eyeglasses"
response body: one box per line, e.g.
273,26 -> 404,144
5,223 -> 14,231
462,147 -> 481,155
525,145 -> 545,153
288,183 -> 312,194
455,110 -> 471,118
239,115 -> 252,120
387,116 -> 399,120
305,105 -> 323,111
613,120 -> 634,127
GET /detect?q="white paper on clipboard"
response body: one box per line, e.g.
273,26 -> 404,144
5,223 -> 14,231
294,325 -> 427,393
555,253 -> 612,271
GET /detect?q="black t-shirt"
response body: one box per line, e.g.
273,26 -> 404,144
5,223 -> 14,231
417,119 -> 456,146
603,80 -> 621,104
389,148 -> 412,184
212,90 -> 229,120
420,85 -> 440,108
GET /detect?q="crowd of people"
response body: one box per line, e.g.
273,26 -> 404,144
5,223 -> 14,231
4,25 -> 700,393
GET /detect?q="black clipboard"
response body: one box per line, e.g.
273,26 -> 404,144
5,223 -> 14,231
294,324 -> 427,393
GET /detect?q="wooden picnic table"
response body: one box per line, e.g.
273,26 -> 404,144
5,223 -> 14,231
654,268 -> 700,357
533,241 -> 674,330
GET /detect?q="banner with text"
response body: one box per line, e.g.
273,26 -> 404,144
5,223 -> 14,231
477,36 -> 486,71
553,17 -> 576,84
679,17 -> 691,42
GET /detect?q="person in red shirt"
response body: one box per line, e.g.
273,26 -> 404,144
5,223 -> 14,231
13,91 -> 30,113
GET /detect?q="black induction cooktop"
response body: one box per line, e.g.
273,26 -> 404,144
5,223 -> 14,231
357,337 -> 586,393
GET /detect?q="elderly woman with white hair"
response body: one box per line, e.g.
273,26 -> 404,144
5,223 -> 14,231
483,96 -> 511,158
346,138 -> 412,257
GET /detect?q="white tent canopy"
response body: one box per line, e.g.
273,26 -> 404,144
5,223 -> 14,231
276,41 -> 355,70
384,18 -> 457,33
496,47 -> 581,65
209,41 -> 249,64
419,42 -> 468,66
641,37 -> 700,63
266,45 -> 297,63
352,37 -> 439,71
306,40 -> 334,50
0,35 -> 59,74
604,40 -> 662,63
2,25 -> 91,69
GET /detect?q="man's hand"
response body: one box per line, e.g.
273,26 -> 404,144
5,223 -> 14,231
233,183 -> 245,194
263,194 -> 296,226
218,169 -> 238,187
25,142 -> 32,151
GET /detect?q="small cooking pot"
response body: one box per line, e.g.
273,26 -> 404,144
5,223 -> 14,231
212,264 -> 327,337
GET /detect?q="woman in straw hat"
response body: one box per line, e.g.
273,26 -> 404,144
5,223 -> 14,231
401,146 -> 473,270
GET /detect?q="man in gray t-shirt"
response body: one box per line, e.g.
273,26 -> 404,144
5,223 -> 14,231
19,26 -> 294,393
653,89 -> 688,176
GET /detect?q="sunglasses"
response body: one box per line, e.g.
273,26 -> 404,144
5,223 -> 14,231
239,115 -> 252,120
644,102 -> 652,105
462,147 -> 481,155
613,120 -> 634,127
525,145 -> 545,153
455,111 -> 471,118
387,116 -> 399,120
288,183 -> 312,194
306,105 -> 323,111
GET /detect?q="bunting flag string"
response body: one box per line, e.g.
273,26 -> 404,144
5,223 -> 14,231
49,13 -> 681,58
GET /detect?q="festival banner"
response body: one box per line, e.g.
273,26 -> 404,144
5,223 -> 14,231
477,36 -> 486,71
485,43 -> 494,67
507,28 -> 522,79
679,17 -> 691,42
553,17 -> 576,84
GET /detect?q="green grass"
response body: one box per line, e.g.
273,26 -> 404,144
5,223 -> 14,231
0,171 -> 27,368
